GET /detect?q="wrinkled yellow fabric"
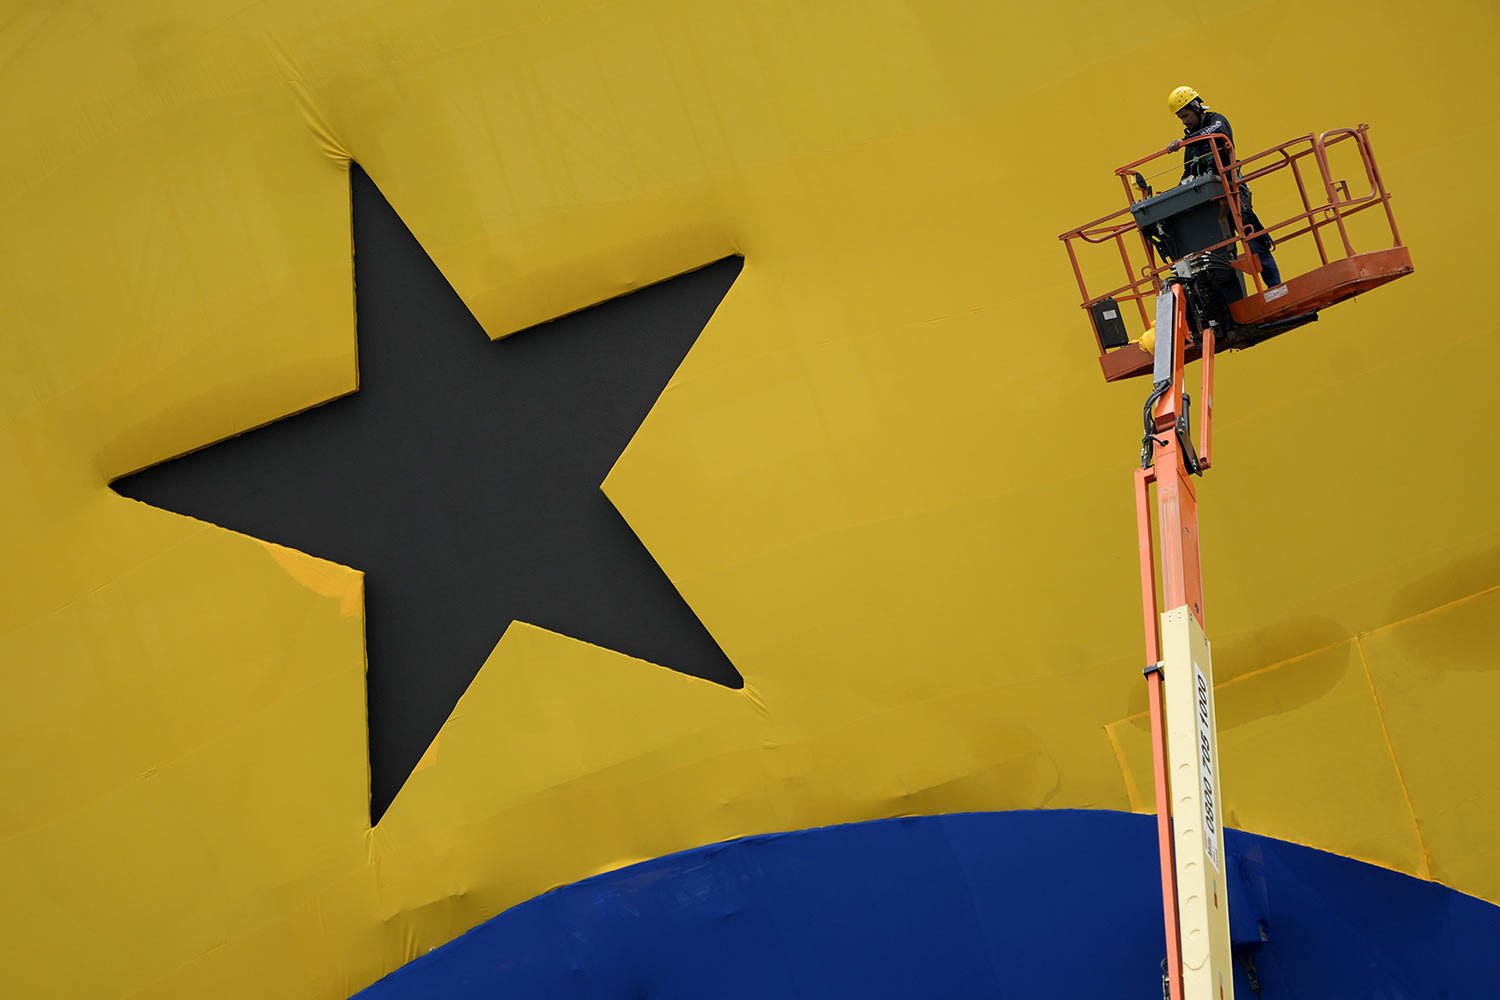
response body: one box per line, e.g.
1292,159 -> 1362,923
1,1 -> 1497,997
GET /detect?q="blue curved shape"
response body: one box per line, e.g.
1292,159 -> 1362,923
356,811 -> 1498,998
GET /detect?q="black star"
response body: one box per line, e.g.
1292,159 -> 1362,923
114,166 -> 742,822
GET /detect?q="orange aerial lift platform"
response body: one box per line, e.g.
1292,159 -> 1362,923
1058,125 -> 1413,1000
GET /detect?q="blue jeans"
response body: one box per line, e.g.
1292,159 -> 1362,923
1240,187 -> 1281,286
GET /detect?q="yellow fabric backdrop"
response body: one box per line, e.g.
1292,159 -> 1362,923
1,1 -> 1496,996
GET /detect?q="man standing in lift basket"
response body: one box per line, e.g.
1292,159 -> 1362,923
1166,85 -> 1282,286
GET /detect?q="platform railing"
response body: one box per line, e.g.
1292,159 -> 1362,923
1060,124 -> 1403,354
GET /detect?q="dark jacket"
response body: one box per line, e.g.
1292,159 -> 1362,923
1181,111 -> 1236,181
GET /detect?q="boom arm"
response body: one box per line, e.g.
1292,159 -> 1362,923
1136,281 -> 1232,1000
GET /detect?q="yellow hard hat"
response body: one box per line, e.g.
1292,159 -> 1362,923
1167,86 -> 1200,115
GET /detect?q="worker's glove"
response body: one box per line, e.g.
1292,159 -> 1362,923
1167,139 -> 1183,153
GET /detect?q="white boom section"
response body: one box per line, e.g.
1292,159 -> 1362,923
1162,605 -> 1234,1000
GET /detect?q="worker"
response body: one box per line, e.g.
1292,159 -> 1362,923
1165,86 -> 1282,287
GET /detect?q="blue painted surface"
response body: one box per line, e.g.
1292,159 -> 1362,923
356,811 -> 1499,999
